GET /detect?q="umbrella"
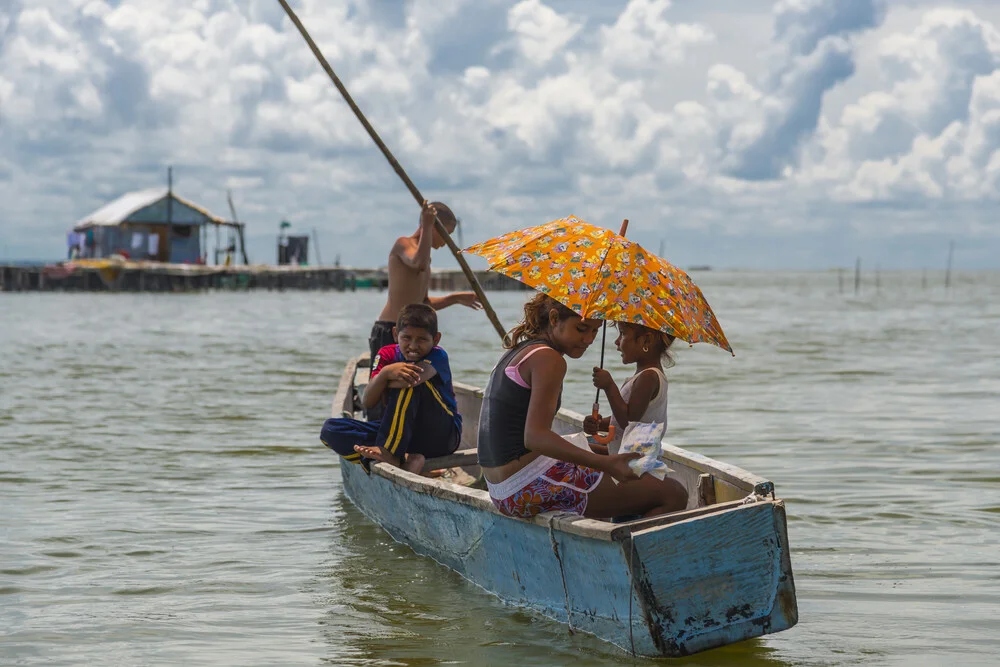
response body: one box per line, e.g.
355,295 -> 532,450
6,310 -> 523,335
465,215 -> 732,442
464,215 -> 732,353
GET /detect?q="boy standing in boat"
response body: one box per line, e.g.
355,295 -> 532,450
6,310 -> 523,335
367,200 -> 481,420
323,304 -> 462,474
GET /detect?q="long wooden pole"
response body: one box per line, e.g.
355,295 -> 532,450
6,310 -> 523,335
276,0 -> 506,340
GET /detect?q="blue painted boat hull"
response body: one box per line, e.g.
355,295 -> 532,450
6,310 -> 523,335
341,461 -> 796,657
332,355 -> 797,657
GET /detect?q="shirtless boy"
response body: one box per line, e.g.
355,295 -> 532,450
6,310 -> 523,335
366,200 -> 481,418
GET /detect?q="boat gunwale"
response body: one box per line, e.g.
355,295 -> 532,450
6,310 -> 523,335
331,353 -> 781,543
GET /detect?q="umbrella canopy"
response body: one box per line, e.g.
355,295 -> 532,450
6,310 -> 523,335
464,215 -> 732,354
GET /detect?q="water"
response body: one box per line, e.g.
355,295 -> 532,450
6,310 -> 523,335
2,271 -> 998,666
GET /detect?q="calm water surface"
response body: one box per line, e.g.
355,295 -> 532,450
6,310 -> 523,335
2,271 -> 998,666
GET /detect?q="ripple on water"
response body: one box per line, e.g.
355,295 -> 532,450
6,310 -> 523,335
2,279 -> 1000,665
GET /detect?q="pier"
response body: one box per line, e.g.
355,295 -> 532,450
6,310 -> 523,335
0,260 -> 530,293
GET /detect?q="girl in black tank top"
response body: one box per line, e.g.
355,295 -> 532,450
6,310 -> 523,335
477,339 -> 559,467
475,293 -> 689,520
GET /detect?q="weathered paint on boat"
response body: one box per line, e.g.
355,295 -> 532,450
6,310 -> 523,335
330,354 -> 797,657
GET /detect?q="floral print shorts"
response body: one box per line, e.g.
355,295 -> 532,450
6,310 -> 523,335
488,458 -> 604,518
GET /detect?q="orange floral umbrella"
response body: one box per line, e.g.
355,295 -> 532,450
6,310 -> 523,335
463,215 -> 733,355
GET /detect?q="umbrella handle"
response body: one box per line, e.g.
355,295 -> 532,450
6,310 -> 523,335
591,404 -> 616,445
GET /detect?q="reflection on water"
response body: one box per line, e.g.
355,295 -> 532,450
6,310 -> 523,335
2,271 -> 999,665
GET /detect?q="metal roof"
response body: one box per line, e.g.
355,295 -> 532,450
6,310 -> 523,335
74,188 -> 228,230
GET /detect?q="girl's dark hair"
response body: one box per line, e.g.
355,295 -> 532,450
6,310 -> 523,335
617,321 -> 677,368
397,303 -> 438,336
504,293 -> 578,348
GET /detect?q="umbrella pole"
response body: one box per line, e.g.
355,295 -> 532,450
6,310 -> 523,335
276,0 -> 506,341
591,321 -> 617,445
591,219 -> 627,446
595,322 -> 607,405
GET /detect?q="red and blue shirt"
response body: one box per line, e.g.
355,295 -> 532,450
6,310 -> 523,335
372,344 -> 461,431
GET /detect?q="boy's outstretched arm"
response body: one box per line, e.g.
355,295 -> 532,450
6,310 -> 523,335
425,292 -> 483,311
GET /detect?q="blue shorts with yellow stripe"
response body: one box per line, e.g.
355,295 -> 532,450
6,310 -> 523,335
321,383 -> 461,465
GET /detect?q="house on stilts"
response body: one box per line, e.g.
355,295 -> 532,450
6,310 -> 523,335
69,188 -> 247,264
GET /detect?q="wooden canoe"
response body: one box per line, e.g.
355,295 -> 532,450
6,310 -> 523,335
329,354 -> 797,657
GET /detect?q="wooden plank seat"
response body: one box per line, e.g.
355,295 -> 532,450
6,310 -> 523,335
421,448 -> 478,473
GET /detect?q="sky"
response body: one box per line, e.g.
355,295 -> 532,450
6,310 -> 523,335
1,0 -> 999,269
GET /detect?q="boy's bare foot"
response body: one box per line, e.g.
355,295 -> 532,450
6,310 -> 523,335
402,453 -> 426,474
354,444 -> 401,467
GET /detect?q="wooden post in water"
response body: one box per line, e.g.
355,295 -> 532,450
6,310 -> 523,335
838,268 -> 844,294
277,0 -> 506,341
166,166 -> 173,263
312,227 -> 323,266
945,240 -> 954,290
854,257 -> 861,295
214,222 -> 221,265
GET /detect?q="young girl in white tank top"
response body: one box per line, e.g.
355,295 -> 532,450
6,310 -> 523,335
585,322 -> 676,455
606,367 -> 668,453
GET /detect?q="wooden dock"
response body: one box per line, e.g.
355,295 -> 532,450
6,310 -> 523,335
0,260 -> 530,293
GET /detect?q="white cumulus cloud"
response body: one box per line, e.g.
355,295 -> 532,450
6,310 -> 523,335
0,0 -> 998,268
817,9 -> 1000,202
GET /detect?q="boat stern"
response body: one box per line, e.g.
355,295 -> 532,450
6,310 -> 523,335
625,498 -> 797,656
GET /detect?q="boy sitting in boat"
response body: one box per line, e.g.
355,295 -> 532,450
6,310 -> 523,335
321,303 -> 462,474
365,200 -> 481,421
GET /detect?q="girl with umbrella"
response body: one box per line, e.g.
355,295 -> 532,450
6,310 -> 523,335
466,215 -> 732,520
476,293 -> 689,519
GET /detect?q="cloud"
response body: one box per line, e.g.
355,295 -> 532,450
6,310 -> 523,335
773,0 -> 885,58
599,0 -> 714,71
0,0 -> 998,268
434,0 -> 713,171
507,0 -> 582,64
714,0 -> 886,180
819,9 -> 1000,202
